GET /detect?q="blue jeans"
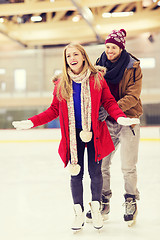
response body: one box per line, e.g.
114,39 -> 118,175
71,129 -> 103,209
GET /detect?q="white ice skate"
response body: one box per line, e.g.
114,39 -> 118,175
71,204 -> 85,232
90,201 -> 103,230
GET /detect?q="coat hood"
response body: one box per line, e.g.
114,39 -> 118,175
127,53 -> 140,69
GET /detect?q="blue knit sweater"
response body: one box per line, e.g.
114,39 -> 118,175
73,81 -> 82,129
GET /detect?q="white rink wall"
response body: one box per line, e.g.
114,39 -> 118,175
0,128 -> 61,141
140,126 -> 160,140
0,126 -> 159,142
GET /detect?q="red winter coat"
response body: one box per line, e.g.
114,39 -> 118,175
29,73 -> 126,167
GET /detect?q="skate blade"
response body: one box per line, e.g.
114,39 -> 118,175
94,225 -> 103,231
72,228 -> 83,234
86,214 -> 109,223
126,210 -> 138,227
103,214 -> 109,221
127,219 -> 136,227
94,227 -> 103,233
72,223 -> 84,233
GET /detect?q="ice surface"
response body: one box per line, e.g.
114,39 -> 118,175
0,127 -> 159,240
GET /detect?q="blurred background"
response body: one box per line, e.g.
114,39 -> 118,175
0,0 -> 160,129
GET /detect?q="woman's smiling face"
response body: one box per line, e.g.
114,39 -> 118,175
66,46 -> 84,74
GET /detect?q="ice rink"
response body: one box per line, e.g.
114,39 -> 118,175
0,127 -> 160,240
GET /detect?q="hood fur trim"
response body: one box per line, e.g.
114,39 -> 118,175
94,65 -> 107,76
52,73 -> 62,84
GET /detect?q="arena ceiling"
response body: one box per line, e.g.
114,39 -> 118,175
0,0 -> 160,49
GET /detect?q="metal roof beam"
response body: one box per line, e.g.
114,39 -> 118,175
0,0 -> 142,16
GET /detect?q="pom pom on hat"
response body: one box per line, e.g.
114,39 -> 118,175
105,29 -> 127,49
120,29 -> 127,37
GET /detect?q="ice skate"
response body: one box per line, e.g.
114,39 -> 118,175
101,195 -> 110,220
123,194 -> 138,227
71,204 -> 85,232
89,201 -> 103,230
86,195 -> 110,222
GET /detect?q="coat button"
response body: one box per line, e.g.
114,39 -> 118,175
98,154 -> 101,158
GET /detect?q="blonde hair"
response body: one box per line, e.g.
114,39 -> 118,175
57,43 -> 102,101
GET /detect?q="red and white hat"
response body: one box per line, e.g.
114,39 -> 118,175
105,29 -> 127,49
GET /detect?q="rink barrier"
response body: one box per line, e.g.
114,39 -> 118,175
0,138 -> 159,143
0,139 -> 60,143
0,126 -> 159,143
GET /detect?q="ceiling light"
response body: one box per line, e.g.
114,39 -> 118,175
112,12 -> 134,17
72,15 -> 80,22
17,17 -> 23,24
0,18 -> 4,23
102,13 -> 111,18
102,12 -> 133,18
31,16 -> 42,22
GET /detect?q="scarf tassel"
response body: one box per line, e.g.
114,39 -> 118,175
80,130 -> 92,143
69,163 -> 81,176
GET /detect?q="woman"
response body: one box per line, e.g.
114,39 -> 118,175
12,43 -> 139,231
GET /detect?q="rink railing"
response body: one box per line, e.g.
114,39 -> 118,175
0,127 -> 159,143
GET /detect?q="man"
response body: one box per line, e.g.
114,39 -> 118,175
86,29 -> 143,227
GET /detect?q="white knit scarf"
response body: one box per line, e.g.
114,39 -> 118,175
67,68 -> 92,175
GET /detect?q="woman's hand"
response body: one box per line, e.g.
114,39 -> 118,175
117,117 -> 140,126
12,120 -> 33,130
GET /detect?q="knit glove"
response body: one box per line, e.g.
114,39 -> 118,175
12,120 -> 34,130
117,117 -> 140,126
98,106 -> 109,122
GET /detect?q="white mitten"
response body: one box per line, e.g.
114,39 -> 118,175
117,117 -> 140,126
12,120 -> 34,130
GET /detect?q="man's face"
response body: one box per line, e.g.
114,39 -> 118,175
105,43 -> 122,62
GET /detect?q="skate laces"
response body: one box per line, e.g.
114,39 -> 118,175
123,199 -> 136,215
